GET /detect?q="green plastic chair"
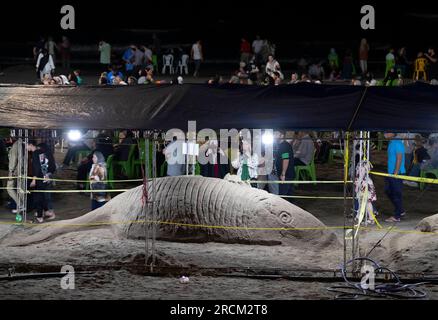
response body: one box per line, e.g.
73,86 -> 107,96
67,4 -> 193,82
419,168 -> 438,190
152,55 -> 159,72
75,150 -> 90,165
328,149 -> 344,164
106,154 -> 115,189
385,59 -> 395,76
295,155 -> 317,185
113,144 -> 136,178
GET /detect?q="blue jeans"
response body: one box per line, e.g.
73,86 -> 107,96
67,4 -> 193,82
91,200 -> 106,211
384,177 -> 404,218
409,163 -> 421,177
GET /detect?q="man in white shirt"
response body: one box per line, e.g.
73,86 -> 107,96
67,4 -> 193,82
99,40 -> 111,70
252,35 -> 264,65
142,46 -> 153,65
292,132 -> 315,166
191,40 -> 203,77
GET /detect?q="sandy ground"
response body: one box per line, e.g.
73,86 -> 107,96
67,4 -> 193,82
1,66 -> 438,299
1,144 -> 437,299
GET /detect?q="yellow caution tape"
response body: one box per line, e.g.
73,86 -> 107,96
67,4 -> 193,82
344,133 -> 350,183
256,180 -> 353,184
370,171 -> 438,185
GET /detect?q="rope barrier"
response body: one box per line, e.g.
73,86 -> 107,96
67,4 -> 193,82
0,219 -> 437,237
0,176 -> 353,185
282,195 -> 353,200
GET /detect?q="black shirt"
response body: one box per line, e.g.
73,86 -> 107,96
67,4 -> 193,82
274,141 -> 295,179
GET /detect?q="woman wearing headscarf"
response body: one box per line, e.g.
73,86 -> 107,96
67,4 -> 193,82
231,139 -> 259,182
89,151 -> 110,210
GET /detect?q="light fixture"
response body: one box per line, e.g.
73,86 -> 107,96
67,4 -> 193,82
67,130 -> 82,141
262,131 -> 274,145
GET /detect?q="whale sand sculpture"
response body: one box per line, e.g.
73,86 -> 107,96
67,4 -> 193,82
3,176 -> 339,247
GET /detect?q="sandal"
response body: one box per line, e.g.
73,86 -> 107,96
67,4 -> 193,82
385,216 -> 400,223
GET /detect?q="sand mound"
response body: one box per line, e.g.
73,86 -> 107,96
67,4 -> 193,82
416,213 -> 438,232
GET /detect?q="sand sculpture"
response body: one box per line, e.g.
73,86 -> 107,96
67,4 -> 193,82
3,176 -> 338,247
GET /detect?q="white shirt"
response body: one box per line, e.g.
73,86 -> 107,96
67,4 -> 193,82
192,43 -> 202,60
36,53 -> 55,78
386,52 -> 395,61
144,48 -> 153,63
252,39 -> 264,54
45,41 -> 57,55
232,153 -> 259,180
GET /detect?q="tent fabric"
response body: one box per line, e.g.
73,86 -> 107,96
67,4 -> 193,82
0,83 -> 437,131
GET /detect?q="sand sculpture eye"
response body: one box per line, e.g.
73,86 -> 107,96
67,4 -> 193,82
279,211 -> 293,224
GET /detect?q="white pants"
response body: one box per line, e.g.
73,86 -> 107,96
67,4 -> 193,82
360,60 -> 367,74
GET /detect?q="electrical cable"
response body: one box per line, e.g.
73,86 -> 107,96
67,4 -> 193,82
327,257 -> 428,299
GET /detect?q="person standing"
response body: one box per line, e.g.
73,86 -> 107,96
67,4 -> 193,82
231,140 -> 259,182
122,45 -> 136,78
385,48 -> 396,77
30,141 -> 56,223
395,47 -> 409,78
342,49 -> 354,80
252,35 -> 264,65
292,132 -> 315,166
267,131 -> 295,198
36,49 -> 55,81
59,36 -> 71,70
191,40 -> 203,77
384,133 -> 406,222
37,143 -> 56,220
359,38 -> 369,75
240,38 -> 252,64
99,40 -> 111,72
45,36 -> 58,64
133,45 -> 145,75
89,151 -> 110,210
163,137 -> 185,176
425,47 -> 438,81
33,36 -> 46,61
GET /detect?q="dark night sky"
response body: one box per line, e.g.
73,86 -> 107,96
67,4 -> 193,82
1,0 -> 438,59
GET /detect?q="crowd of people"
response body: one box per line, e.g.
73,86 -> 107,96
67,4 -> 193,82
30,35 -> 438,87
226,37 -> 438,86
1,129 -> 438,224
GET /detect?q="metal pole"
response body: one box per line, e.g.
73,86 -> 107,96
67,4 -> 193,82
343,131 -> 350,268
151,140 -> 157,271
23,130 -> 28,222
17,129 -> 23,222
144,137 -> 150,267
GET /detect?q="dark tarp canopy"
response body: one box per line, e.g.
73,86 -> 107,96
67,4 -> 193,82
0,83 -> 437,131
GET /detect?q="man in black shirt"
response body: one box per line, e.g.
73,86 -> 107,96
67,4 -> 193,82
269,130 -> 295,199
